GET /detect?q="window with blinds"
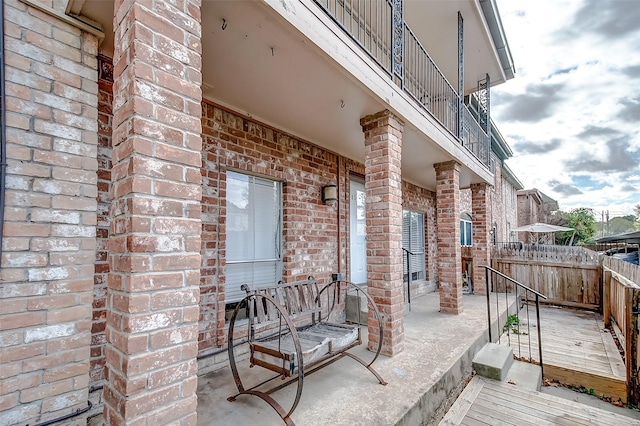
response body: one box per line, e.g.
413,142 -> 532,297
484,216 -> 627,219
225,171 -> 282,303
402,210 -> 425,283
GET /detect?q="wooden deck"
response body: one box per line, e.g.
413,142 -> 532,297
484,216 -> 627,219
440,376 -> 638,426
499,305 -> 626,401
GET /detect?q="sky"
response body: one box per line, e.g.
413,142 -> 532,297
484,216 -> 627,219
491,0 -> 640,219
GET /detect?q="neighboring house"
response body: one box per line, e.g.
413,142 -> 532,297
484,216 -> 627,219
516,188 -> 560,242
0,0 -> 515,424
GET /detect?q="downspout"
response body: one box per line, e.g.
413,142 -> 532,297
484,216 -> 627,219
0,0 -> 7,262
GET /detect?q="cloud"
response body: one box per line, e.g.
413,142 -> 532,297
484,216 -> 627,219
512,138 -> 562,155
571,1 -> 640,39
547,66 -> 578,79
618,97 -> 640,122
621,184 -> 637,193
566,137 -> 639,172
576,126 -> 622,140
494,83 -> 565,122
620,64 -> 640,78
551,183 -> 583,196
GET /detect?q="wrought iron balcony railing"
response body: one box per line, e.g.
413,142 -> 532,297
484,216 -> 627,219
313,0 -> 491,168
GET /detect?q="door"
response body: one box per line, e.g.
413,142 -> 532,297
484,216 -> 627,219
350,179 -> 367,284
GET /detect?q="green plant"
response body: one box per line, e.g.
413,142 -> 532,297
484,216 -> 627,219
503,314 -> 520,334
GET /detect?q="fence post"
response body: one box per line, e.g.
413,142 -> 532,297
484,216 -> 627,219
627,287 -> 640,406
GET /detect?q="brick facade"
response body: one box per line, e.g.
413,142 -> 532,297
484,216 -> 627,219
361,111 -> 405,355
0,0 -> 99,423
471,183 -> 491,295
435,161 -> 463,314
199,102 -> 342,356
102,0 -> 203,424
0,2 -> 515,421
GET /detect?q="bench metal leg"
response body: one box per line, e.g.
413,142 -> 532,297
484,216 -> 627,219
228,294 -> 304,426
341,351 -> 388,385
229,390 -> 296,426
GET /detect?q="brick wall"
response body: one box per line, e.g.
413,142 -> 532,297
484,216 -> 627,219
0,0 -> 98,423
91,56 -> 113,389
199,102 -> 342,356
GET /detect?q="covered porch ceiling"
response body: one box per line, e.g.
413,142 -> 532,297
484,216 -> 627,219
73,0 -> 506,190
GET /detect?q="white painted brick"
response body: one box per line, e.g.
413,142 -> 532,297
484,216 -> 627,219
51,225 -> 96,238
28,267 -> 72,282
2,252 -> 48,268
25,323 -> 76,343
33,91 -> 83,114
34,120 -> 82,141
53,82 -> 96,107
0,402 -> 41,426
30,209 -> 81,224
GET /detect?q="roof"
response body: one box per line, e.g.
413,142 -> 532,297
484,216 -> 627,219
501,162 -> 524,190
596,230 -> 640,244
480,0 -> 516,80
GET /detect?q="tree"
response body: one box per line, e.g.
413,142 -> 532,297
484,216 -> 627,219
635,204 -> 640,230
554,207 -> 596,246
607,215 -> 636,235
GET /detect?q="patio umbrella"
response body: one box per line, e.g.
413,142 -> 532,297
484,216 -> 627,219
511,222 -> 574,245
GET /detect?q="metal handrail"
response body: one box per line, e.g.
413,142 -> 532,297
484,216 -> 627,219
483,265 -> 547,377
401,247 -> 424,310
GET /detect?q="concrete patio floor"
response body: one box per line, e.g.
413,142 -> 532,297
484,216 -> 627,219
196,292 -> 515,426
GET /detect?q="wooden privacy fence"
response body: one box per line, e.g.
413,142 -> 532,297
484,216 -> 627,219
602,256 -> 640,406
491,244 -> 600,309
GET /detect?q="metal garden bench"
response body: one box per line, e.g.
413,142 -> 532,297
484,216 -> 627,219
227,276 -> 387,425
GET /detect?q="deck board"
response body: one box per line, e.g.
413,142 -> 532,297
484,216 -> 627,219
498,305 -> 626,401
440,377 -> 640,426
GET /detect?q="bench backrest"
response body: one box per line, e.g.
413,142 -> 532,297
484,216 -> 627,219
241,277 -> 322,325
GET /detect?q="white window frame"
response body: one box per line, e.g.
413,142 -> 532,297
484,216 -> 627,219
460,213 -> 473,247
225,171 -> 282,304
402,210 -> 425,283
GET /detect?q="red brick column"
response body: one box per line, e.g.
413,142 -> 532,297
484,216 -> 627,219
361,110 -> 404,356
104,0 -> 202,424
471,183 -> 491,295
435,161 -> 463,314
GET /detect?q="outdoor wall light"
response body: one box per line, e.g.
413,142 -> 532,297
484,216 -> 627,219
321,184 -> 338,205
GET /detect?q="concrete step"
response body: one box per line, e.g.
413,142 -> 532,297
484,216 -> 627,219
505,360 -> 542,392
472,343 -> 514,381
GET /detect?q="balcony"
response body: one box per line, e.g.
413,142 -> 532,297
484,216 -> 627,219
313,0 -> 492,168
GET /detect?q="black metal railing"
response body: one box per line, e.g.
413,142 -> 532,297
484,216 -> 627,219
401,247 -> 424,311
313,0 -> 491,168
483,266 -> 547,376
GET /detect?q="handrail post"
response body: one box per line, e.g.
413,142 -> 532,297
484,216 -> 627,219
406,249 -> 411,310
535,294 -> 544,378
485,266 -> 491,342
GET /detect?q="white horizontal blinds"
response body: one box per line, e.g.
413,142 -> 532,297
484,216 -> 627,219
226,171 -> 282,303
402,210 -> 425,282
